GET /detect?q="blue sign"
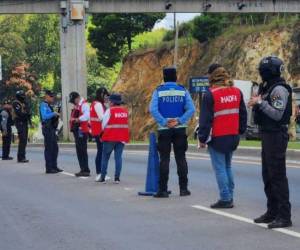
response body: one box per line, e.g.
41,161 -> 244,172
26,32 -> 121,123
189,77 -> 209,94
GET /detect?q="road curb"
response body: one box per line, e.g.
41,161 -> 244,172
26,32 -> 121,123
23,143 -> 300,161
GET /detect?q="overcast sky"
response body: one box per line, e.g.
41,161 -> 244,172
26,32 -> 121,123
154,13 -> 201,29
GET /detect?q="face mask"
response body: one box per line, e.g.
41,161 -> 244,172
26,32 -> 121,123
104,102 -> 110,109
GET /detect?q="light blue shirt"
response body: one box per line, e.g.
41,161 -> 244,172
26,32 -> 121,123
149,83 -> 195,128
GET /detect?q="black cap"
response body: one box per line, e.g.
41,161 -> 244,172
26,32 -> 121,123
163,67 -> 177,82
45,90 -> 56,97
69,91 -> 80,104
109,94 -> 123,105
208,63 -> 222,74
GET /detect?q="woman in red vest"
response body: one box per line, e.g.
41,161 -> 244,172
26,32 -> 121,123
90,88 -> 109,182
198,65 -> 247,209
99,94 -> 129,183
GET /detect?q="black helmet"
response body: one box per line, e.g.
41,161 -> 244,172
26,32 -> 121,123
69,91 -> 80,104
258,56 -> 284,81
16,90 -> 26,102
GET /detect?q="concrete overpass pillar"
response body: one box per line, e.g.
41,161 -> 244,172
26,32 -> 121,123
60,0 -> 88,140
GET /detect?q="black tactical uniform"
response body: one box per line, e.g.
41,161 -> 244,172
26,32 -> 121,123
12,90 -> 31,163
40,90 -> 63,174
253,56 -> 292,229
1,100 -> 14,160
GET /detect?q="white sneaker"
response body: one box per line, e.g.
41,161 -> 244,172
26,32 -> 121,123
95,174 -> 101,182
105,176 -> 111,181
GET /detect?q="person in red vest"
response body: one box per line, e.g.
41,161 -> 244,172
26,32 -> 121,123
90,87 -> 110,182
99,94 -> 129,183
198,65 -> 247,209
69,92 -> 91,177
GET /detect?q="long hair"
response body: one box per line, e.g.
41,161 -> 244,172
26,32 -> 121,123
95,87 -> 109,103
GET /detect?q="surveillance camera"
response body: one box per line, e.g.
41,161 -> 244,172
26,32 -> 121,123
204,4 -> 212,11
165,1 -> 172,10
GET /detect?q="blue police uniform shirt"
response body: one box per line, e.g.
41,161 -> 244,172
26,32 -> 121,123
40,101 -> 56,122
149,82 -> 195,129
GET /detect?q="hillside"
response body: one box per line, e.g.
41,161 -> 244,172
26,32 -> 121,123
113,23 -> 300,141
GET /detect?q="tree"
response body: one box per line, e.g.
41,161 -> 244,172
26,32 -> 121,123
23,15 -> 61,91
89,13 -> 165,67
192,14 -> 226,43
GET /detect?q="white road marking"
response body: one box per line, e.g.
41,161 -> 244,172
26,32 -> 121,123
61,172 -> 75,177
125,151 -> 300,169
192,205 -> 300,239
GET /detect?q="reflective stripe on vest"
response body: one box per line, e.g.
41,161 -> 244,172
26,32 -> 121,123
214,108 -> 239,118
106,124 -> 129,129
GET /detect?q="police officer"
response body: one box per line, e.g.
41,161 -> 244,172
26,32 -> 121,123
1,99 -> 14,160
69,92 -> 91,177
249,56 -> 292,229
149,67 -> 196,198
12,90 -> 31,163
40,90 -> 63,174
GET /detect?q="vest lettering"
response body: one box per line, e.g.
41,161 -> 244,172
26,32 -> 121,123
220,95 -> 238,104
115,112 -> 128,118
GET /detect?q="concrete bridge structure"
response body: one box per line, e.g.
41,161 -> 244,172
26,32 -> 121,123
0,0 -> 300,139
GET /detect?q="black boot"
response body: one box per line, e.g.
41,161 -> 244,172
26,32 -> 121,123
75,171 -> 90,177
46,169 -> 59,174
54,167 -> 64,172
210,200 -> 234,209
180,189 -> 191,197
18,159 -> 29,163
153,191 -> 169,198
254,212 -> 276,224
268,218 -> 292,229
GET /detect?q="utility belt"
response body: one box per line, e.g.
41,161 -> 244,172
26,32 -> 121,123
42,119 -> 56,129
259,124 -> 288,133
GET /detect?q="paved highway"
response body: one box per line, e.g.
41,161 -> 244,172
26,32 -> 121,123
0,147 -> 300,250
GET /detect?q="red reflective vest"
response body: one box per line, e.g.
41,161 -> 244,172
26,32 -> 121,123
211,86 -> 241,137
102,106 -> 130,143
90,101 -> 105,136
69,99 -> 89,133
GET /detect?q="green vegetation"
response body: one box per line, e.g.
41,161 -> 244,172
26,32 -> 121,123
88,13 -> 165,67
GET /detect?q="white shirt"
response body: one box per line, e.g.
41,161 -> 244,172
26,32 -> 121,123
102,108 -> 111,129
94,102 -> 105,121
78,98 -> 90,122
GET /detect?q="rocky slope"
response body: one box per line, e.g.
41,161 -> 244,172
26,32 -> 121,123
113,24 -> 300,140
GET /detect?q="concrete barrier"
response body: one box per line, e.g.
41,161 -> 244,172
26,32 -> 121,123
22,143 -> 300,161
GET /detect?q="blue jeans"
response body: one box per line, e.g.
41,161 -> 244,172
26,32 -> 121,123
101,142 -> 125,178
208,146 -> 234,202
95,136 -> 103,175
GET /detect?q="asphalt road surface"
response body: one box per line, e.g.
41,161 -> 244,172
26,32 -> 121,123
1,147 -> 300,250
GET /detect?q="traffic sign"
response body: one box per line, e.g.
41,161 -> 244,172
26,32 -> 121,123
189,77 -> 209,94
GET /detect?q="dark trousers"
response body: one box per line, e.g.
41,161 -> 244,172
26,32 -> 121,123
261,129 -> 291,221
15,121 -> 28,161
95,136 -> 103,175
73,130 -> 90,173
42,125 -> 59,171
157,128 -> 189,192
2,128 -> 12,158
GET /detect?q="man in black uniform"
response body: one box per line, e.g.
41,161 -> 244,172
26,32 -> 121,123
249,56 -> 292,229
1,100 -> 14,160
40,90 -> 63,174
12,90 -> 31,163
